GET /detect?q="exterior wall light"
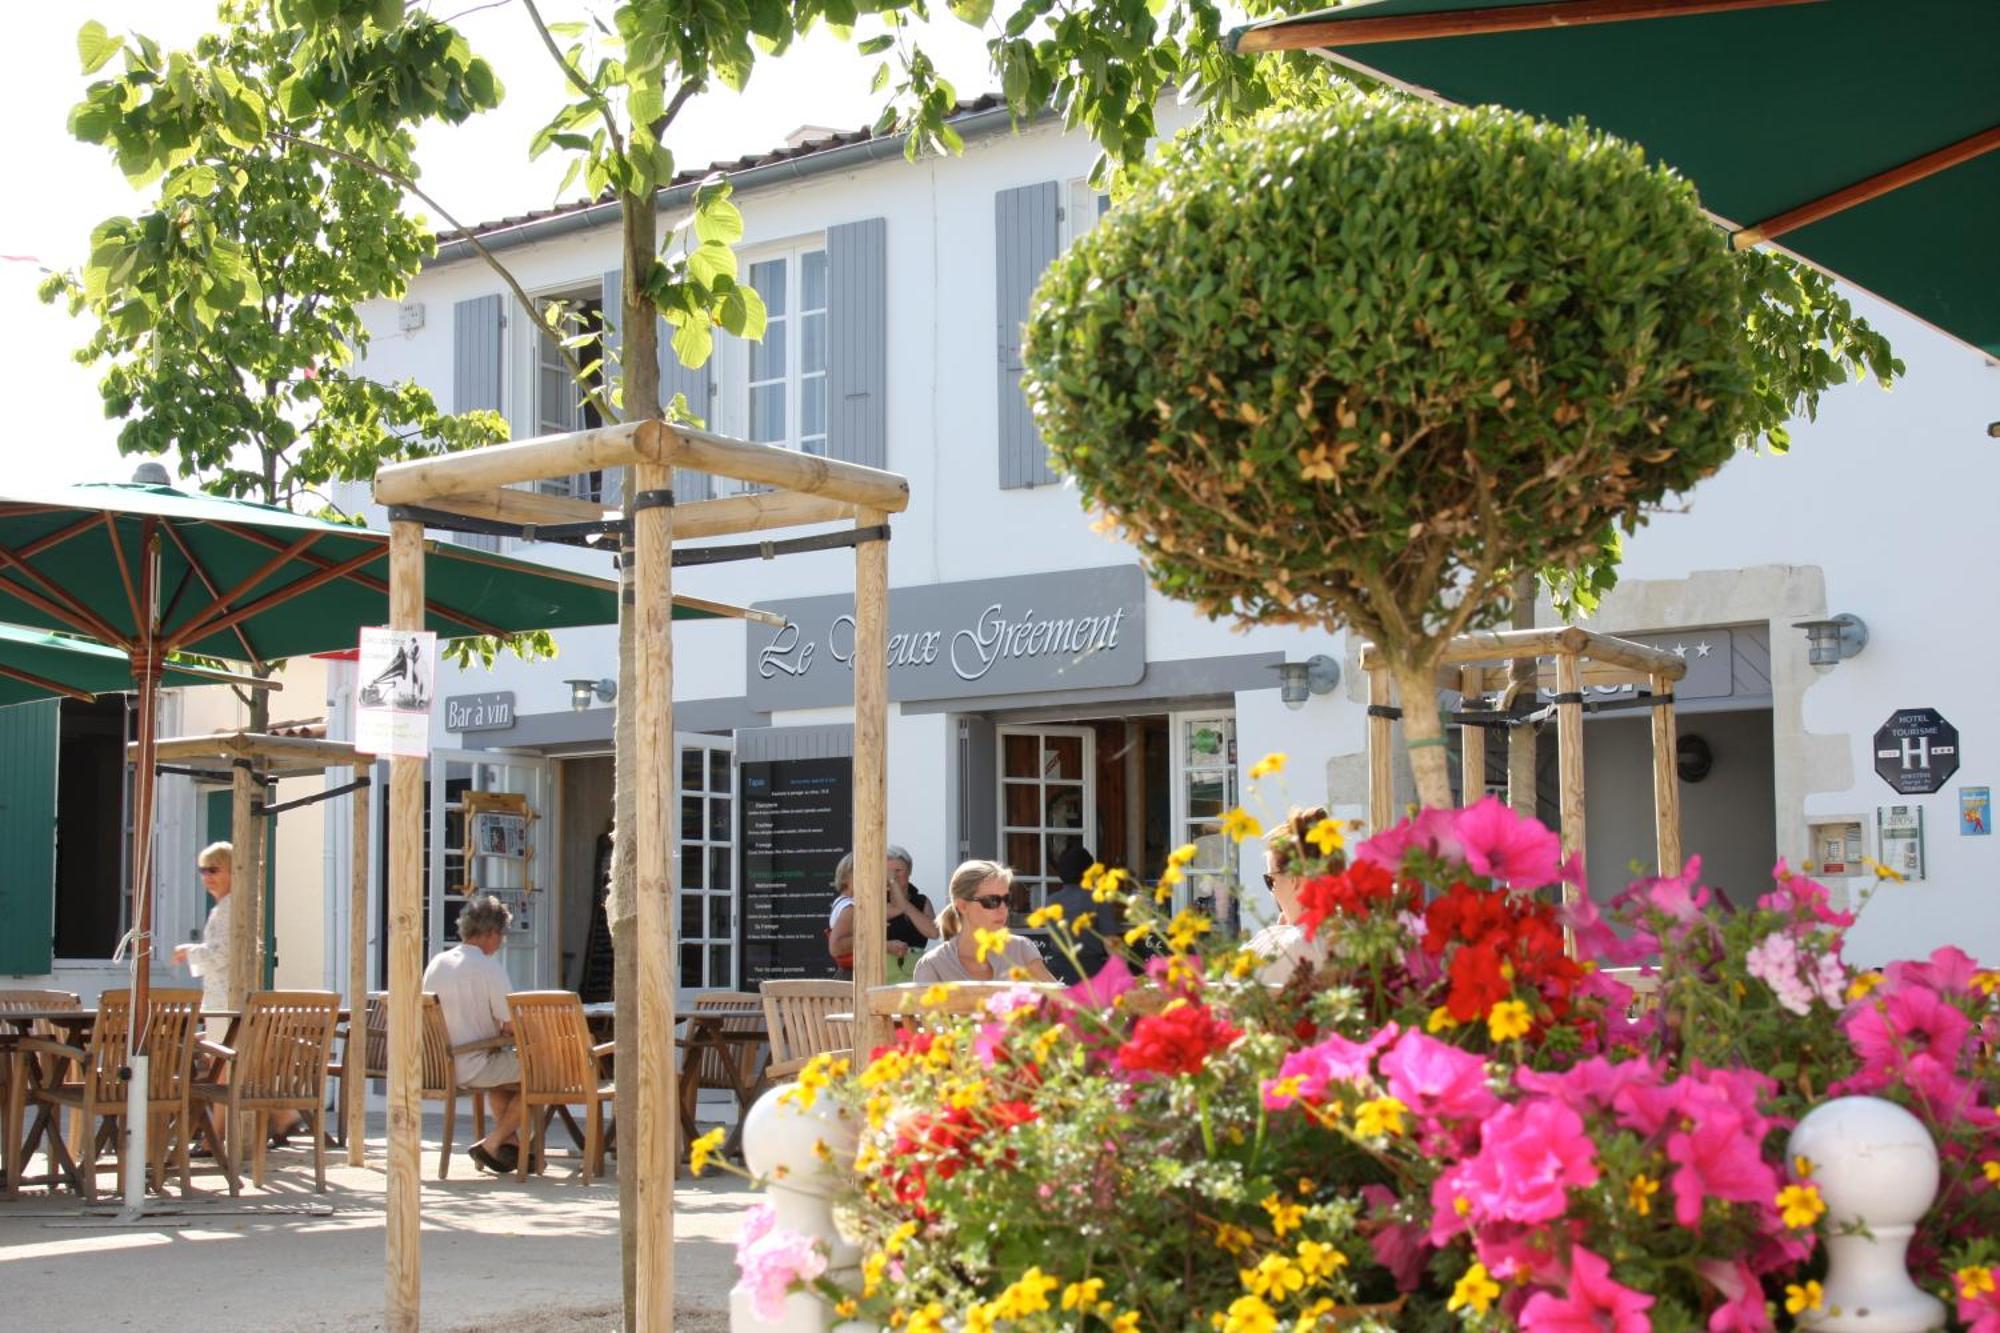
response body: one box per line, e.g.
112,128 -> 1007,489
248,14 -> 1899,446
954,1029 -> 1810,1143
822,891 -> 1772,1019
1793,614 -> 1868,671
1273,654 -> 1342,710
564,677 -> 617,711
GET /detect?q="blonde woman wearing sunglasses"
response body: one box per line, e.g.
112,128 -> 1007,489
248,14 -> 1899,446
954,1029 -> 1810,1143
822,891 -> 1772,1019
912,860 -> 1056,985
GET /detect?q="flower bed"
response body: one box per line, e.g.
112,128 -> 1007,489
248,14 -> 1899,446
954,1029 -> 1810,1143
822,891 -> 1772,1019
734,789 -> 2000,1331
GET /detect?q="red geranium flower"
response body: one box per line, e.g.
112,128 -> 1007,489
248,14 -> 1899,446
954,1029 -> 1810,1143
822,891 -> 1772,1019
1115,1003 -> 1241,1078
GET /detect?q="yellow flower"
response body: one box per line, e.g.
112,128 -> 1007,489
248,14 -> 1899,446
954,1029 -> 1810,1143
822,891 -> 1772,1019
919,983 -> 952,1008
1626,1173 -> 1660,1216
962,1303 -> 999,1333
1168,842 -> 1200,868
1957,1266 -> 1998,1300
1061,1278 -> 1105,1311
862,1251 -> 888,1298
1095,867 -> 1132,902
1983,1159 -> 2000,1186
991,1266 -> 1061,1318
884,1220 -> 919,1255
1248,752 -> 1287,779
1072,911 -> 1095,934
1214,1222 -> 1256,1255
1868,857 -> 1906,883
1027,902 -> 1064,928
1352,1095 -> 1408,1139
1291,1298 -> 1336,1331
1448,1262 -> 1501,1315
1167,909 -> 1214,954
904,1302 -> 948,1333
1846,971 -> 1884,1001
1262,1192 -> 1307,1237
1125,922 -> 1155,948
1793,1155 -> 1817,1180
1305,818 -> 1344,856
1426,1006 -> 1460,1034
1972,969 -> 2000,997
1240,1254 -> 1306,1301
1216,1292 -> 1281,1332
1784,1280 -> 1824,1315
974,925 -> 1013,964
1221,808 -> 1263,843
687,1125 -> 727,1176
835,1297 -> 858,1318
1294,1239 -> 1347,1283
779,1052 -> 849,1110
1108,1313 -> 1142,1333
1486,999 -> 1533,1042
1296,1177 -> 1315,1196
1776,1183 -> 1827,1230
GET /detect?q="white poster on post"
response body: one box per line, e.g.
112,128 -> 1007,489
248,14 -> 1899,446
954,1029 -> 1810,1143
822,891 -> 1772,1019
355,626 -> 437,758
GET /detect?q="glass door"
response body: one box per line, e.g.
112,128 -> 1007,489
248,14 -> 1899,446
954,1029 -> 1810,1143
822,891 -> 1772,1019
676,733 -> 737,993
1168,713 -> 1239,930
427,751 -> 548,988
997,726 -> 1095,916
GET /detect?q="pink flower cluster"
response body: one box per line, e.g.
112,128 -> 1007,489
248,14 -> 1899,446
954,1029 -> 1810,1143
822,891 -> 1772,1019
733,1202 -> 828,1320
1744,929 -> 1846,1015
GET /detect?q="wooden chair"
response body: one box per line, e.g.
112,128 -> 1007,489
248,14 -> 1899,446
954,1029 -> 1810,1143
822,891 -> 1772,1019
192,990 -> 341,1193
23,988 -> 203,1199
507,991 -> 613,1184
1,990 -> 81,1192
421,993 -> 496,1180
690,991 -> 768,1095
759,981 -> 855,1082
328,991 -> 387,1150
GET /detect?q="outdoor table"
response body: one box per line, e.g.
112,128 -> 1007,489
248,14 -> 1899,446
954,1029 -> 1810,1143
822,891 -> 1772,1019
677,1011 -> 769,1159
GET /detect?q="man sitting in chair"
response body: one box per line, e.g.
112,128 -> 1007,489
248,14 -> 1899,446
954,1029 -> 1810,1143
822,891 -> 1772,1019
423,895 -> 525,1175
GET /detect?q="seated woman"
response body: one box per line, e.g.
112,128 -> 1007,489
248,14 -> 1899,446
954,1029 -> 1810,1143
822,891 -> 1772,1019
1244,806 -> 1332,987
913,860 -> 1056,985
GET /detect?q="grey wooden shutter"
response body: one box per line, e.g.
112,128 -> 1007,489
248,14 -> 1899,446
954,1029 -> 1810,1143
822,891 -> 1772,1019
659,317 -> 714,503
0,699 -> 59,975
451,294 -> 506,549
826,217 -> 887,470
599,268 -> 626,511
995,182 -> 1061,489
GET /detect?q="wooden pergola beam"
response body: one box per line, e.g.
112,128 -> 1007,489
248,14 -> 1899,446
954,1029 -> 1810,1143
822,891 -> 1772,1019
671,491 -> 858,539
1359,626 -> 1688,678
416,488 -> 611,528
1234,0 -> 1815,53
139,732 -> 362,767
660,426 -> 911,514
1733,123 -> 2000,248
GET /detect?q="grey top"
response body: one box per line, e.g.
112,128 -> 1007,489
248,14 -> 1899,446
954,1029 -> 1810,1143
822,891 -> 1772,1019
912,935 -> 1047,984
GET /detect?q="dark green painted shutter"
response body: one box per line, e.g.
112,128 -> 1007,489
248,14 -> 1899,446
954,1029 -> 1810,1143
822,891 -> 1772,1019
0,700 -> 58,975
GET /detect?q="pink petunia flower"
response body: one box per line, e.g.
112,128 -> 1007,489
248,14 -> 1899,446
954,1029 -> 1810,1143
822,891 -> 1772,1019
1354,806 -> 1463,873
1664,1077 -> 1780,1228
1262,1024 -> 1399,1110
733,1222 -> 827,1321
1453,796 -> 1565,888
1378,1028 -> 1499,1132
1846,982 -> 1973,1073
1449,1099 -> 1599,1228
1697,1257 -> 1774,1332
1519,1246 -> 1654,1333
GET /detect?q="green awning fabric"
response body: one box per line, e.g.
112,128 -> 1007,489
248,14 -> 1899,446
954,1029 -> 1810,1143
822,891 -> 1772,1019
0,480 -> 712,664
1233,0 -> 2000,357
0,622 -> 247,706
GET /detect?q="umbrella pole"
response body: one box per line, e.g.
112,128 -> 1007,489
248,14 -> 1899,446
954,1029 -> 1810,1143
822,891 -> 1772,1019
123,523 -> 162,1213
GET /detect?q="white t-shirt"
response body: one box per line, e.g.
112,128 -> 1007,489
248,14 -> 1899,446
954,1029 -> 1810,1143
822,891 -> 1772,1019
422,943 -> 513,1083
1244,921 -> 1325,988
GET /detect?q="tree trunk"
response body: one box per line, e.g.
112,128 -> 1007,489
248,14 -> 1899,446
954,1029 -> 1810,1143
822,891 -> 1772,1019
1507,572 -> 1538,816
1389,656 -> 1455,810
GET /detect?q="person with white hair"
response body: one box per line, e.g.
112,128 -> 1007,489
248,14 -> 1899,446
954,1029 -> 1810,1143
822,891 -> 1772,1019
423,895 -> 525,1174
827,843 -> 938,977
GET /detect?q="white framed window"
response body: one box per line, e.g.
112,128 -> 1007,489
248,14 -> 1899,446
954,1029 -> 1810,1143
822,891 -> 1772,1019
717,240 -> 828,476
997,725 -> 1096,917
1168,713 -> 1239,929
1061,176 -> 1111,251
530,285 -> 607,503
675,734 -> 737,993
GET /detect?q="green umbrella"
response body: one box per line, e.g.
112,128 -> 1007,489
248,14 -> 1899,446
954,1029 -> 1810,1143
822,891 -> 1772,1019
0,621 -> 276,707
1233,0 -> 1999,357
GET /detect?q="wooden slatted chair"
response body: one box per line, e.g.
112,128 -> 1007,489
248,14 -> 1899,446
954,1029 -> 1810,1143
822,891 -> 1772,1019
690,990 -> 768,1095
507,991 -> 613,1184
1,990 -> 81,1189
192,990 -> 341,1193
328,991 -> 387,1150
23,988 -> 203,1199
421,993 -> 497,1180
758,981 -> 855,1082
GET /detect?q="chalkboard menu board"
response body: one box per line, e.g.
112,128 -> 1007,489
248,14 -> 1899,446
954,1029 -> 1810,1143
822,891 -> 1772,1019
738,757 -> 852,986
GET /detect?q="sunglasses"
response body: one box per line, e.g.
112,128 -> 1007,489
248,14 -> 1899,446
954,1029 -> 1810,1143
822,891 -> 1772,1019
969,894 -> 1011,911
1262,873 -> 1276,891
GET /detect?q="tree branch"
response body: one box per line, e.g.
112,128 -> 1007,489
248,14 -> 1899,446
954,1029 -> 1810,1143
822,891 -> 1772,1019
522,0 -> 627,160
273,130 -> 618,426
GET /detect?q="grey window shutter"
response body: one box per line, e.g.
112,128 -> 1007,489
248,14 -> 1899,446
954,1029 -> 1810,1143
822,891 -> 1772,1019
599,268 -> 625,511
826,217 -> 887,471
659,317 -> 714,503
452,294 -> 506,549
995,182 -> 1061,489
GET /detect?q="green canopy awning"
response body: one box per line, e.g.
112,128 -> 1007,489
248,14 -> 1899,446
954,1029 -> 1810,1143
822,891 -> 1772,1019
1233,0 -> 2000,357
0,621 -> 270,707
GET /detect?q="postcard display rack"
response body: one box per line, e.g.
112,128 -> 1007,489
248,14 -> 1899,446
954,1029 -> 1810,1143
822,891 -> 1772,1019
453,789 -> 537,938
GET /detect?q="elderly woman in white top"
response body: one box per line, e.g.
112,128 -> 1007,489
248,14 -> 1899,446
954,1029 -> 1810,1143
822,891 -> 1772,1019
912,861 -> 1056,984
174,841 -> 234,1020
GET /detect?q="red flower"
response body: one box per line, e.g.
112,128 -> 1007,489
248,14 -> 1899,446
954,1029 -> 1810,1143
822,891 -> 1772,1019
1115,1003 -> 1241,1078
1296,860 -> 1397,933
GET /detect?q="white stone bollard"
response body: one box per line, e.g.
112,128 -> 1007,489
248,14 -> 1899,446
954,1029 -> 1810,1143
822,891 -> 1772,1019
730,1082 -> 865,1332
1788,1096 -> 1946,1332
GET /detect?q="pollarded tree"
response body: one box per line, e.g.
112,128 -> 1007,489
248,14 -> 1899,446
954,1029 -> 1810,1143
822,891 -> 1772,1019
1024,98 -> 1897,806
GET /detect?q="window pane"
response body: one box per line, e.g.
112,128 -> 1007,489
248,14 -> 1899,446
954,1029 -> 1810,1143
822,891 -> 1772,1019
801,375 -> 826,437
680,944 -> 702,988
708,893 -> 730,940
709,749 -> 730,792
708,945 -> 732,987
1045,786 -> 1085,829
1003,782 -> 1039,828
802,311 -> 826,375
682,846 -> 704,889
750,383 -> 786,443
1003,733 -> 1038,778
750,258 -> 787,316
681,796 -> 702,842
680,891 -> 701,940
709,798 -> 730,842
1186,776 -> 1227,819
1006,832 -> 1042,878
802,249 -> 827,311
682,748 -> 705,793
1045,735 -> 1084,780
709,846 -> 731,895
749,319 -> 786,382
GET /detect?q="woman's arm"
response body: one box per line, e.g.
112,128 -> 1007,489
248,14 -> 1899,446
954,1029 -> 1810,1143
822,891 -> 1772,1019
1014,940 -> 1056,985
828,900 -> 856,961
898,891 -> 940,941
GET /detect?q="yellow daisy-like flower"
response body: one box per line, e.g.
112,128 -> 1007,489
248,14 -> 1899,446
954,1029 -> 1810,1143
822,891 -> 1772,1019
1776,1183 -> 1827,1230
1972,969 -> 2000,997
1214,1293 -> 1280,1332
884,1220 -> 919,1255
835,1297 -> 858,1318
779,1052 -> 849,1110
1154,880 -> 1177,904
861,1251 -> 888,1298
1294,1239 -> 1347,1283
1296,1177 -> 1315,1196
1125,922 -> 1155,948
974,925 -> 1013,964
1060,1278 -> 1105,1311
1168,843 -> 1200,869
1248,752 -> 1287,779
1108,1312 -> 1142,1333
904,1301 -> 948,1333
1214,1222 -> 1256,1255
1239,1254 -> 1306,1301
1784,1280 -> 1825,1315
919,983 -> 952,1008
1957,1266 -> 1998,1300
1793,1155 -> 1817,1180
1486,999 -> 1533,1042
1869,857 -> 1906,883
1426,1006 -> 1460,1034
1846,971 -> 1884,1001
1167,909 -> 1214,954
1262,1192 -> 1307,1237
1626,1173 -> 1660,1216
1082,862 -> 1106,890
992,1266 -> 1061,1318
962,1303 -> 1000,1333
1094,867 -> 1132,902
1448,1262 -> 1501,1315
1027,902 -> 1065,928
1982,1159 -> 2000,1185
1291,1298 -> 1336,1331
1221,808 -> 1263,842
1072,911 -> 1095,934
1352,1095 -> 1407,1139
687,1125 -> 727,1176
1305,818 -> 1344,856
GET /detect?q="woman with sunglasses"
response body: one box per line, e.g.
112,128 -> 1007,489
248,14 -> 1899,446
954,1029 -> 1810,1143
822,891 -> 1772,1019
174,842 -> 236,1024
912,860 -> 1056,984
1244,806 -> 1331,987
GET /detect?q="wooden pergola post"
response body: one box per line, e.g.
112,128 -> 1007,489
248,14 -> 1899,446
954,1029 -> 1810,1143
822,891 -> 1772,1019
385,517 -> 424,1333
1648,669 -> 1683,876
1458,666 -> 1486,806
228,762 -> 258,1008
1367,665 -> 1394,832
348,755 -> 372,1166
1554,649 -> 1586,903
851,508 -> 890,1059
631,461 -> 677,1333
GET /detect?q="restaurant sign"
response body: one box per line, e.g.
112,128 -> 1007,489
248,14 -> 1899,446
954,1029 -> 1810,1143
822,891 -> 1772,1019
746,565 -> 1147,710
444,691 -> 516,733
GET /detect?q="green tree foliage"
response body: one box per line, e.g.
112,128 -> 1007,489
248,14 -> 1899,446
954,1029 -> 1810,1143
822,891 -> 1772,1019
1024,99 -> 1898,804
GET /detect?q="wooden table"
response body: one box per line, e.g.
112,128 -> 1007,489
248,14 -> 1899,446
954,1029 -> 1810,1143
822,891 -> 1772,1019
678,1012 -> 768,1159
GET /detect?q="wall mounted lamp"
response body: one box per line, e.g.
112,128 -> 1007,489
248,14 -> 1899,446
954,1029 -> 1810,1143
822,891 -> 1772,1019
1792,614 -> 1868,671
564,677 -> 617,711
1272,654 -> 1342,711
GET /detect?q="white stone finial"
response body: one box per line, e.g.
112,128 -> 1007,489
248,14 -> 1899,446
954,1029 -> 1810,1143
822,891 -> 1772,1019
1788,1095 -> 1945,1332
731,1083 -> 864,1332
